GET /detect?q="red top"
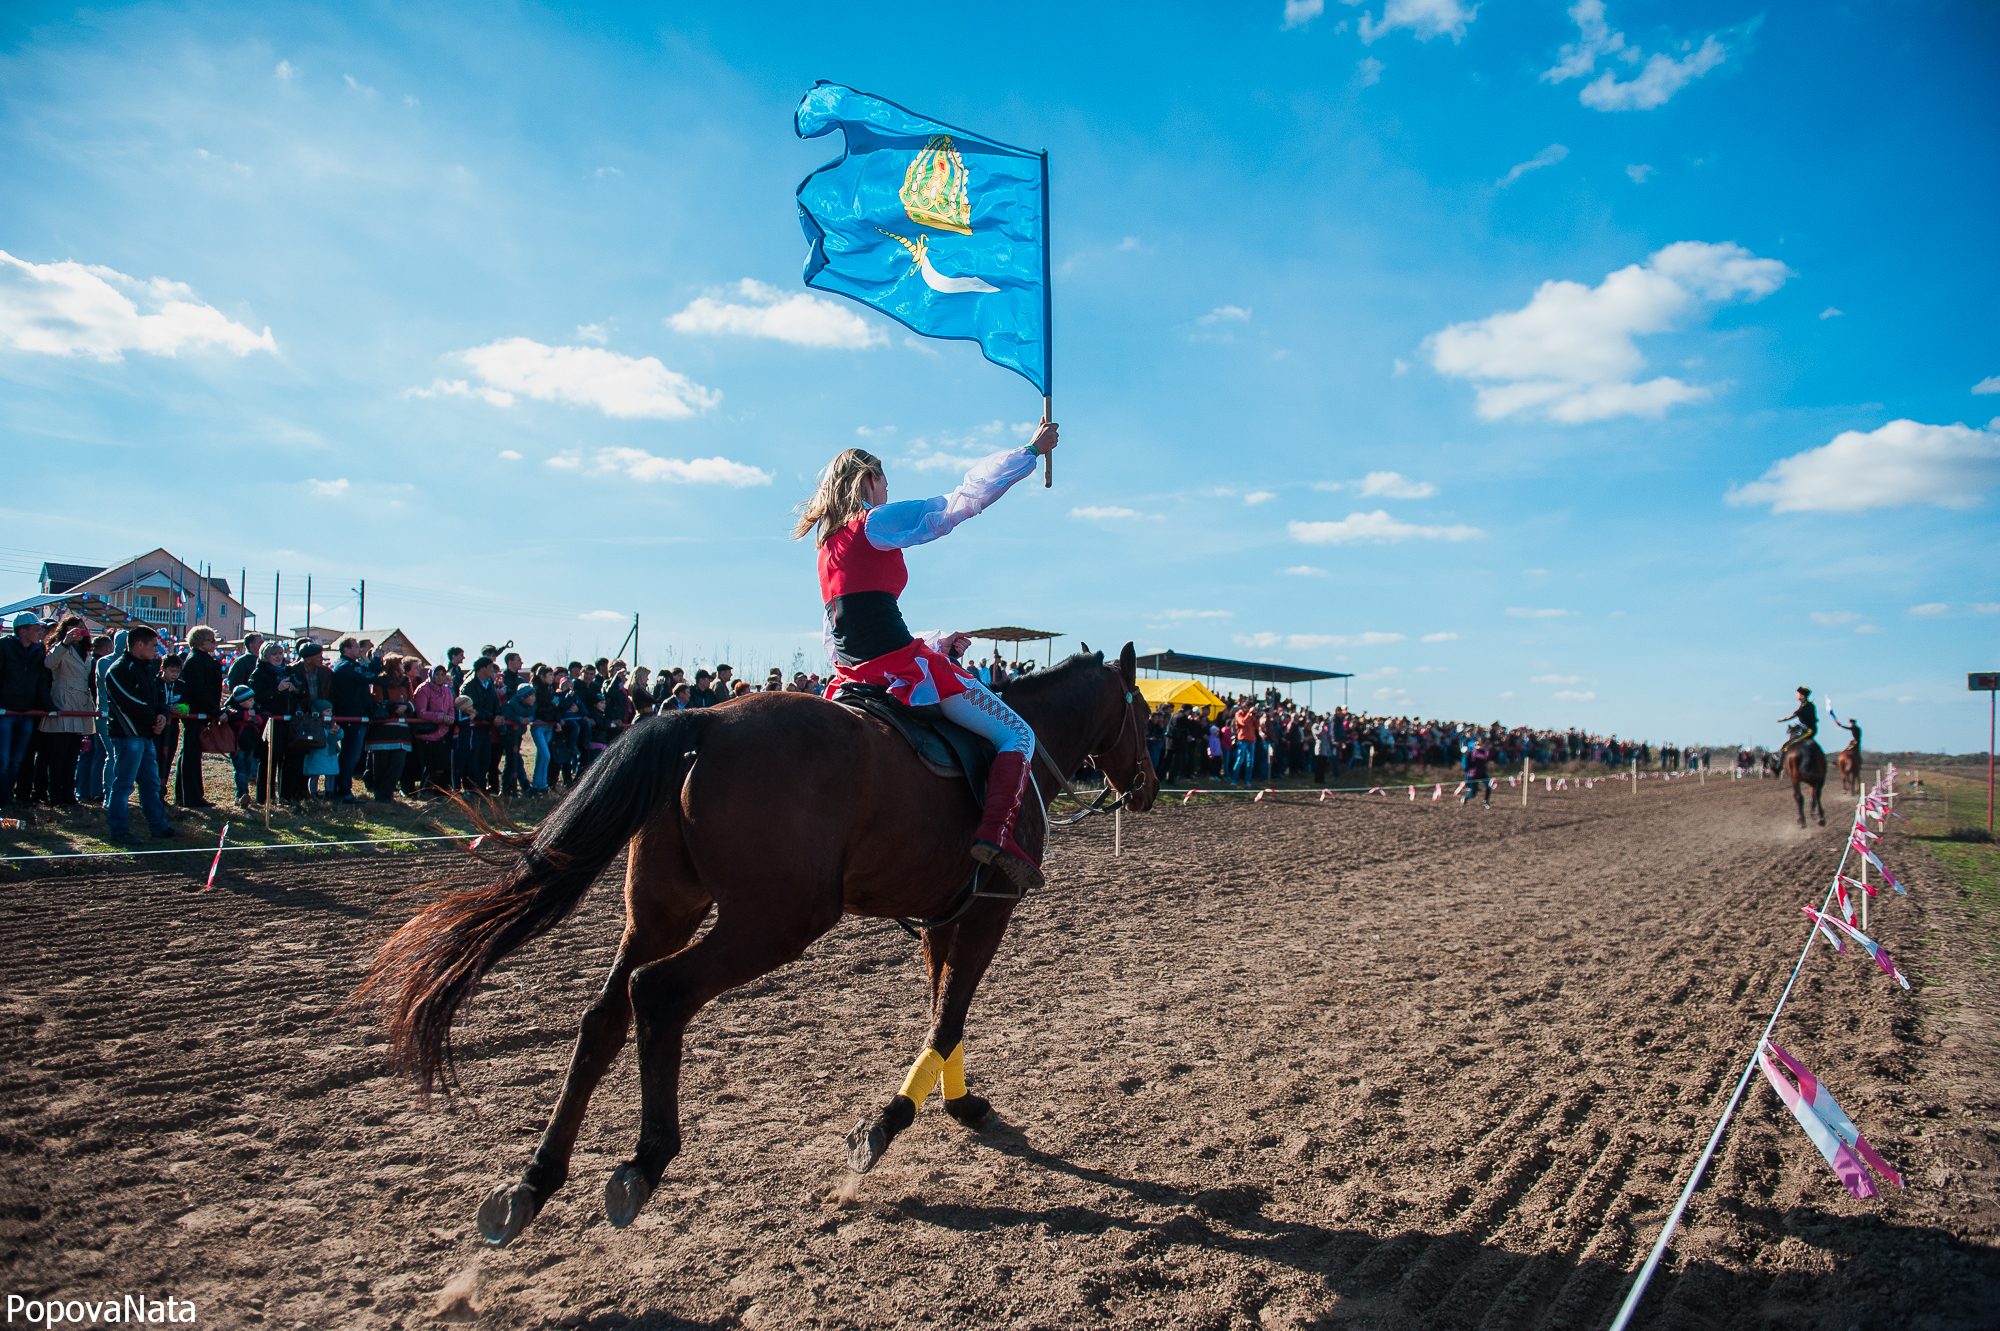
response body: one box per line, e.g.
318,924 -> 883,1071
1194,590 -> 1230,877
817,516 -> 907,601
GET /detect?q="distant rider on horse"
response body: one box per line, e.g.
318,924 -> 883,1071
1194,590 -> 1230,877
795,423 -> 1059,893
1834,715 -> 1861,752
1778,686 -> 1818,757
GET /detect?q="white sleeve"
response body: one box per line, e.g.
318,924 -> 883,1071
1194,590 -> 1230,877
863,447 -> 1038,551
915,629 -> 953,655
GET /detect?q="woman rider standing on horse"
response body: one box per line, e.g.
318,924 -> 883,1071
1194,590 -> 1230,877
1778,686 -> 1817,755
795,422 -> 1058,892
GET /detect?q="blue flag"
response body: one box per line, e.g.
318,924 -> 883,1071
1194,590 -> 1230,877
795,82 -> 1050,396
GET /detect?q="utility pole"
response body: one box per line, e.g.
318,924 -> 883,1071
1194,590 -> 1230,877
273,570 -> 280,642
1975,673 -> 2000,832
354,580 -> 365,632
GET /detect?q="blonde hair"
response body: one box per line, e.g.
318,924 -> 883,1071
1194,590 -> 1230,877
792,448 -> 883,546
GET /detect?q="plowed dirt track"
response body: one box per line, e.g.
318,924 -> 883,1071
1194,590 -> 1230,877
4,777 -> 1997,1329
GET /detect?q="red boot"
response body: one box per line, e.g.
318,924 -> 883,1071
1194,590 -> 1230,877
971,750 -> 1043,893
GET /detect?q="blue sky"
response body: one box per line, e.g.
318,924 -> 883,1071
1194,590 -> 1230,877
2,1 -> 1996,750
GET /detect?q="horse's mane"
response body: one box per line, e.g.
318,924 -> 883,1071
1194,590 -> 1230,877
997,652 -> 1104,703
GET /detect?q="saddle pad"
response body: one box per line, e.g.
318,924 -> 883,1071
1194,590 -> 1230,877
830,683 -> 992,807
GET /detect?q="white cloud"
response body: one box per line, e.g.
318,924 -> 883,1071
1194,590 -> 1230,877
1553,689 -> 1598,702
1726,419 -> 2000,513
455,338 -> 719,420
1855,624 -> 1884,635
1282,565 -> 1328,577
594,167 -> 622,178
1908,603 -> 1949,616
1497,144 -> 1568,188
1808,611 -> 1859,626
307,478 -> 349,498
1626,164 -> 1654,184
1421,631 -> 1459,642
1155,608 -> 1232,620
344,73 -> 377,98
576,323 -> 609,344
1355,57 -> 1385,87
1819,307 -> 1844,320
667,279 -> 884,350
497,449 -> 522,460
1506,607 -> 1574,618
1117,236 -> 1143,252
1072,505 -> 1159,521
274,60 -> 296,81
0,251 -> 276,361
1544,1 -> 1727,111
1289,510 -> 1481,544
1356,470 -> 1437,499
1532,673 -> 1588,684
543,446 -> 771,487
406,378 -> 515,408
1235,631 -> 1404,651
1393,357 -> 1409,374
1310,480 -> 1344,492
1973,375 -> 2000,394
579,610 -> 627,622
1282,0 -> 1325,28
1974,603 -> 2000,614
1345,0 -> 1476,44
1198,305 -> 1252,325
1427,240 -> 1788,423
1244,490 -> 1278,505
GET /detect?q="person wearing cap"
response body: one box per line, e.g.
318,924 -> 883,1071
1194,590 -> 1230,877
0,613 -> 52,807
497,682 -> 536,797
459,657 -> 504,793
102,625 -> 173,842
226,684 -> 262,802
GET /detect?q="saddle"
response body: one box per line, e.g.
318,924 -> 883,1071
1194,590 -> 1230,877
829,682 -> 993,807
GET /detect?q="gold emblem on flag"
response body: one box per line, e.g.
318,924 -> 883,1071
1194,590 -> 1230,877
901,136 -> 973,235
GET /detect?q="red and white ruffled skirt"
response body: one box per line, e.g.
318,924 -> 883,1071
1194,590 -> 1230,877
825,638 -> 975,708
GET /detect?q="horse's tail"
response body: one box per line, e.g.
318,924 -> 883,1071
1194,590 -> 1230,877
358,710 -> 711,1094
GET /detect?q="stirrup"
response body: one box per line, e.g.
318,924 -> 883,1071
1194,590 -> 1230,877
971,838 -> 1042,893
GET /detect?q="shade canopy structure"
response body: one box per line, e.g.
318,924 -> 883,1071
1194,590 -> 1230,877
1133,651 -> 1349,686
962,626 -> 1063,665
1136,677 -> 1227,717
1134,650 -> 1352,707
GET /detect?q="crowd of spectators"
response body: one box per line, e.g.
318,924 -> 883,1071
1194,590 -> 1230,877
1,608 -> 1722,841
1142,689 -> 1713,788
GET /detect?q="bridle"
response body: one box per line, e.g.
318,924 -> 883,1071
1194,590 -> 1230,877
1036,673 -> 1151,826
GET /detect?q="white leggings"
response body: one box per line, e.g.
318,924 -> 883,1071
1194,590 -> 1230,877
939,679 -> 1036,755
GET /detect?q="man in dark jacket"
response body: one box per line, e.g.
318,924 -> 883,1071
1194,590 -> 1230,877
329,636 -> 385,803
103,625 -> 173,842
226,633 -> 264,693
459,657 -> 503,794
176,626 -> 225,807
0,613 -> 52,808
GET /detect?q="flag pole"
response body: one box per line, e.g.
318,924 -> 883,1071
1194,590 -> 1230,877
1040,149 -> 1053,488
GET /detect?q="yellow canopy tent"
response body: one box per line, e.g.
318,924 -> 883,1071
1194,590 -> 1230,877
1136,677 -> 1227,717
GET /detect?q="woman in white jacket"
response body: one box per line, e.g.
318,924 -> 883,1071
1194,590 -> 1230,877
38,616 -> 94,806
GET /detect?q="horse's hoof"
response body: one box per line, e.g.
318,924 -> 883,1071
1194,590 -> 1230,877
943,1094 -> 993,1128
604,1162 -> 652,1228
845,1118 -> 889,1174
476,1182 -> 538,1247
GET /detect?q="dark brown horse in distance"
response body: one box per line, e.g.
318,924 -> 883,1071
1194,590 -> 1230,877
360,645 -> 1157,1248
1784,739 -> 1827,827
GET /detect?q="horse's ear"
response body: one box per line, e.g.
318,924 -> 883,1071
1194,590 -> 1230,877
1078,641 -> 1090,655
1119,642 -> 1137,687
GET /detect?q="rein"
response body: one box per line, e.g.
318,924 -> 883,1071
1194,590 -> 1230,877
1035,677 -> 1143,826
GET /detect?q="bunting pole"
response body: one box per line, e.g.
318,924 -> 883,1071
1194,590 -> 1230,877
1041,148 -> 1053,489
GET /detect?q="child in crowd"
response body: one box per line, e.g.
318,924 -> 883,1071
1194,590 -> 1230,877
228,685 -> 261,802
301,701 -> 340,797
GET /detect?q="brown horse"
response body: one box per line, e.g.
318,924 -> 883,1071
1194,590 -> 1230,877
1838,744 -> 1861,796
360,644 -> 1157,1248
1784,740 -> 1827,827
